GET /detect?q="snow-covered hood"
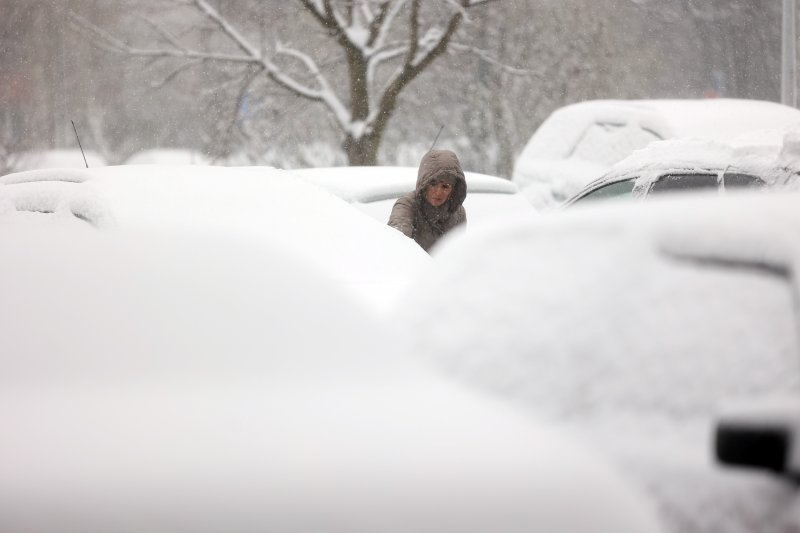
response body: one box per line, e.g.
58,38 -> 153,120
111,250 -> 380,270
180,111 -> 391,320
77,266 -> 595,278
0,165 -> 431,312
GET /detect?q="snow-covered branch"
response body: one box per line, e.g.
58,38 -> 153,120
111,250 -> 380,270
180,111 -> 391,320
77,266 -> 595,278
443,0 -> 469,18
367,44 -> 408,86
448,42 -> 529,75
193,0 -> 261,58
298,0 -> 328,24
69,0 -> 510,166
150,59 -> 204,89
369,1 -> 466,131
359,0 -> 375,23
70,10 -> 254,62
366,0 -> 408,51
140,16 -> 188,53
272,43 -> 351,128
70,5 -> 353,130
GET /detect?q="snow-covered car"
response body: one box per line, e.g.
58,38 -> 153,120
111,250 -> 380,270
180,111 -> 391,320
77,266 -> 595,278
289,166 -> 536,229
389,191 -> 800,533
562,133 -> 800,207
0,164 -> 429,311
123,148 -> 212,165
6,149 -> 108,173
512,99 -> 800,209
0,222 -> 666,533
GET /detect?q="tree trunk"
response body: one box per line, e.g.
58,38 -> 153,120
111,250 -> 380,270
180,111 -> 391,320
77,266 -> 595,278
344,132 -> 379,166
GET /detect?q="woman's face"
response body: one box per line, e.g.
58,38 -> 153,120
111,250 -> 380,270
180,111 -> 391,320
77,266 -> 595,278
424,179 -> 453,207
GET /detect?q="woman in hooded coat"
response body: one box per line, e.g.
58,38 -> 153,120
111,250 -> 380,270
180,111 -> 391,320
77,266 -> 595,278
387,149 -> 467,252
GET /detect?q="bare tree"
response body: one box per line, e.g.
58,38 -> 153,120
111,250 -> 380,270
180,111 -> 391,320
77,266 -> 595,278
0,1 -> 54,161
622,0 -> 782,100
71,0 -> 509,166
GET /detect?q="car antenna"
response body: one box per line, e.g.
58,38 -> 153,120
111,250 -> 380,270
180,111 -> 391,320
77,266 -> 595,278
720,163 -> 731,191
71,119 -> 89,168
429,125 -> 444,152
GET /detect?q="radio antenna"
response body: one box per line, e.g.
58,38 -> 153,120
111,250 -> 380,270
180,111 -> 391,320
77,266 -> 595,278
428,125 -> 444,152
71,120 -> 89,168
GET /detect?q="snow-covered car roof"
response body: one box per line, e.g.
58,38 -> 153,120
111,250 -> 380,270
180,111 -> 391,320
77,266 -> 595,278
524,99 -> 800,161
607,133 -> 789,177
289,166 -> 536,229
6,149 -> 108,172
289,166 -> 520,201
564,133 -> 798,206
600,98 -> 800,142
603,139 -> 736,177
0,165 -> 430,311
0,224 -> 665,533
123,148 -> 212,165
389,191 -> 800,533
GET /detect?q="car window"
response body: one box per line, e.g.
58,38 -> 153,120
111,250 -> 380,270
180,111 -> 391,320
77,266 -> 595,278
724,172 -> 765,189
570,122 -> 663,166
572,179 -> 636,204
649,173 -> 718,194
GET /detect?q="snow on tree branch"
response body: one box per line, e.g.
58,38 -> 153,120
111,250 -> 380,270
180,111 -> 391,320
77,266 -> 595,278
448,42 -> 529,75
71,0 -> 509,166
273,43 -> 351,129
140,16 -> 188,53
70,6 -> 351,129
367,1 -> 465,134
150,59 -> 203,89
366,1 -> 409,51
298,0 -> 328,24
405,0 -> 421,67
192,0 -> 260,58
359,0 -> 377,24
69,10 -> 253,62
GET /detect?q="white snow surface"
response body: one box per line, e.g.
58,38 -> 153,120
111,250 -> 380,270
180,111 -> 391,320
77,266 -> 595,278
389,191 -> 800,533
0,224 -> 665,533
0,165 -> 430,311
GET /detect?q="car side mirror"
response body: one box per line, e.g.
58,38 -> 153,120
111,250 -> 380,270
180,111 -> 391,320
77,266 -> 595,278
714,397 -> 800,482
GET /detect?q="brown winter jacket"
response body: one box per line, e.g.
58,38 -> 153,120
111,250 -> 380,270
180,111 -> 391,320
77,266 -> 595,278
388,149 -> 467,252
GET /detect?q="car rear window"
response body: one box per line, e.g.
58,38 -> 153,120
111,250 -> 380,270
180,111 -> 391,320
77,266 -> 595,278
724,172 -> 765,189
649,173 -> 718,194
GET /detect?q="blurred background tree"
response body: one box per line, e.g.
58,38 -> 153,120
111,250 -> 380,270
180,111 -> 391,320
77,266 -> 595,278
0,0 -> 788,176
